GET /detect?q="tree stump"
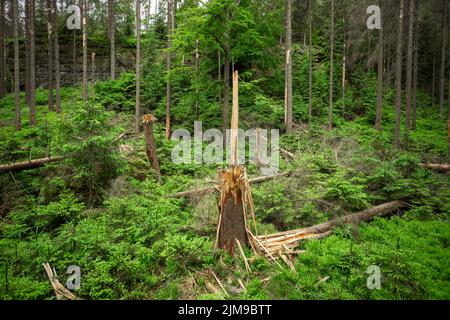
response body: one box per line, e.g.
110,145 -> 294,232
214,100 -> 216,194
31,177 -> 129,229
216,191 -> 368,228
216,166 -> 249,254
143,114 -> 162,183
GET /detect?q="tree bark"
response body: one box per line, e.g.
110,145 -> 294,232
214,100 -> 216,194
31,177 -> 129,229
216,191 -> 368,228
135,0 -> 141,133
165,0 -> 173,139
13,0 -> 20,130
27,0 -> 36,126
82,0 -> 88,103
0,157 -> 64,173
431,42 -> 436,108
143,115 -> 162,183
328,0 -> 334,130
53,0 -> 61,113
47,0 -> 54,111
394,0 -> 405,149
285,0 -> 293,133
342,18 -> 346,111
0,0 -> 5,98
222,45 -> 230,146
411,0 -> 418,131
405,0 -> 415,130
195,39 -> 199,120
25,0 -> 30,106
375,9 -> 383,130
420,163 -> 450,172
308,0 -> 313,123
29,0 -> 36,125
439,0 -> 447,115
108,0 -> 116,80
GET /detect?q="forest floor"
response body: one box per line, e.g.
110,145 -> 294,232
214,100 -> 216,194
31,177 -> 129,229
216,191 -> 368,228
0,85 -> 449,300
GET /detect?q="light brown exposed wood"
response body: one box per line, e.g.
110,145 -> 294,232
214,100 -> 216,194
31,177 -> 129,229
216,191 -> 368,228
42,263 -> 77,300
0,157 -> 64,173
255,201 -> 405,260
420,163 -> 450,172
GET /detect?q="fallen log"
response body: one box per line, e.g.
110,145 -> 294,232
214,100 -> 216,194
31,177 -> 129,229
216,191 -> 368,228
169,172 -> 290,198
0,156 -> 64,173
255,200 -> 406,260
292,200 -> 405,236
420,163 -> 450,172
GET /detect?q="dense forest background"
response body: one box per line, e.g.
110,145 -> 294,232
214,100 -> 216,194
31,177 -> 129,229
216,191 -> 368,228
0,0 -> 449,300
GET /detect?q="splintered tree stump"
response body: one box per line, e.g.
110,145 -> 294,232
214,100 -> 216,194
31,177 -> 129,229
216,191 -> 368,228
218,189 -> 247,253
143,114 -> 162,183
217,167 -> 250,254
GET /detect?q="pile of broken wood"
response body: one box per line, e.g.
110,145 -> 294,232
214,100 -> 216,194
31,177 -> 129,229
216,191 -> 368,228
245,200 -> 405,269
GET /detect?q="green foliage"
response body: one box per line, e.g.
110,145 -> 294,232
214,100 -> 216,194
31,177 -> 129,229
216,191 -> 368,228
53,103 -> 125,206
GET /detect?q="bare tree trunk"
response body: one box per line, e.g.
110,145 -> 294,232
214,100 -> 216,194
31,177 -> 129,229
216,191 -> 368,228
405,0 -> 415,130
47,0 -> 54,111
439,0 -> 447,115
143,115 -> 161,183
328,0 -> 334,130
165,0 -> 173,139
0,157 -> 64,173
308,0 -> 313,123
342,18 -> 346,111
285,0 -> 293,133
195,39 -> 199,120
136,0 -> 141,133
375,17 -> 383,129
108,0 -> 116,80
394,0 -> 405,149
218,50 -> 221,107
411,0 -> 418,131
54,0 -> 61,113
222,46 -> 230,146
0,0 -> 5,98
29,0 -> 36,126
82,0 -> 88,103
25,0 -> 30,106
375,13 -> 383,130
73,29 -> 76,85
13,0 -> 20,130
432,44 -> 436,108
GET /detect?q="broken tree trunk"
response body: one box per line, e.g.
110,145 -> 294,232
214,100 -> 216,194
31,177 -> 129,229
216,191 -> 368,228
217,167 -> 248,253
216,71 -> 257,254
42,263 -> 77,300
420,163 -> 450,172
143,114 -> 162,183
0,156 -> 63,173
170,172 -> 290,199
255,200 -> 405,260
